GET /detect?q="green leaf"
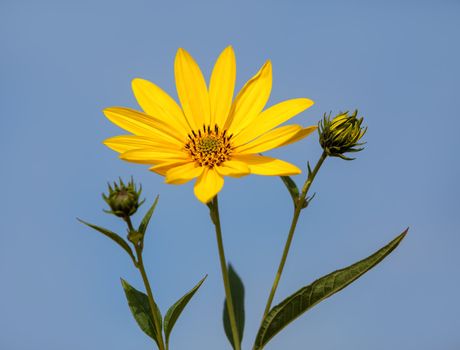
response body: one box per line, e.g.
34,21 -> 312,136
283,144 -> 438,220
78,219 -> 136,263
121,279 -> 162,347
164,275 -> 207,346
254,229 -> 408,350
280,176 -> 299,203
138,195 -> 159,235
223,264 -> 245,349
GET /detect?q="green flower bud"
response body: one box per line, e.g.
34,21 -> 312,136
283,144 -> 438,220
103,178 -> 145,218
318,110 -> 367,160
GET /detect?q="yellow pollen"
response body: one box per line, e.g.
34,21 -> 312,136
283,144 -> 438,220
184,124 -> 233,168
197,137 -> 222,153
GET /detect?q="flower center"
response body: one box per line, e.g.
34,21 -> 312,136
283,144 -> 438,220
198,137 -> 222,153
184,125 -> 233,168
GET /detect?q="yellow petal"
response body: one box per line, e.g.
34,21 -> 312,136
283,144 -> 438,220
165,162 -> 204,184
235,125 -> 301,154
132,78 -> 191,134
233,154 -> 301,175
103,135 -> 179,153
278,125 -> 318,148
103,107 -> 183,145
209,46 -> 236,128
225,60 -> 272,135
149,160 -> 190,176
120,148 -> 188,164
233,98 -> 314,145
193,167 -> 224,203
215,160 -> 250,177
174,48 -> 210,129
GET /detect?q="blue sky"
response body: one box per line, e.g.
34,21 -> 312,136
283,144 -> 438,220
1,0 -> 459,349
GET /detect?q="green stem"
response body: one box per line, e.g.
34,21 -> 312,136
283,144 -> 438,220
136,250 -> 165,350
261,151 -> 328,320
126,217 -> 165,350
209,195 -> 241,350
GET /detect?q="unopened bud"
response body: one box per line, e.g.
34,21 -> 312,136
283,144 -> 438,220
102,178 -> 145,218
318,110 -> 367,160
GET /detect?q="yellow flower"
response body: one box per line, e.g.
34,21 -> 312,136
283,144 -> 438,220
103,47 -> 316,203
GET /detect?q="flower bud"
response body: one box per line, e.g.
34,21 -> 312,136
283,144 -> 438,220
103,178 -> 145,218
318,110 -> 367,160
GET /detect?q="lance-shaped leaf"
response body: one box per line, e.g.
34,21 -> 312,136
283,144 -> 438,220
78,219 -> 135,263
254,229 -> 408,350
280,176 -> 299,204
223,264 -> 245,349
164,275 -> 207,346
121,279 -> 162,347
138,195 -> 160,235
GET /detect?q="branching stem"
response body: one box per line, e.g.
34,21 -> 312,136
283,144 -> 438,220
260,151 -> 328,321
126,217 -> 165,350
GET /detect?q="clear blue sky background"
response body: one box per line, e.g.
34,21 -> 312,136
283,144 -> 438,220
1,0 -> 459,349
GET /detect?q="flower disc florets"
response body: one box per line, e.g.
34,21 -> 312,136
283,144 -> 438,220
318,110 -> 367,160
184,124 -> 233,168
103,178 -> 145,218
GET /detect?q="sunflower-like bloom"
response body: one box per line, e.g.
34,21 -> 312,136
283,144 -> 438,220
103,47 -> 316,203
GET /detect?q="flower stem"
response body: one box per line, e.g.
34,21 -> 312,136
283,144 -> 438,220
126,217 -> 165,350
209,195 -> 241,350
261,151 -> 328,320
136,250 -> 165,350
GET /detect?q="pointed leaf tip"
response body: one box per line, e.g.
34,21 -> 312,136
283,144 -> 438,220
77,218 -> 136,263
138,195 -> 160,235
254,229 -> 408,350
164,275 -> 207,346
223,264 -> 245,349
